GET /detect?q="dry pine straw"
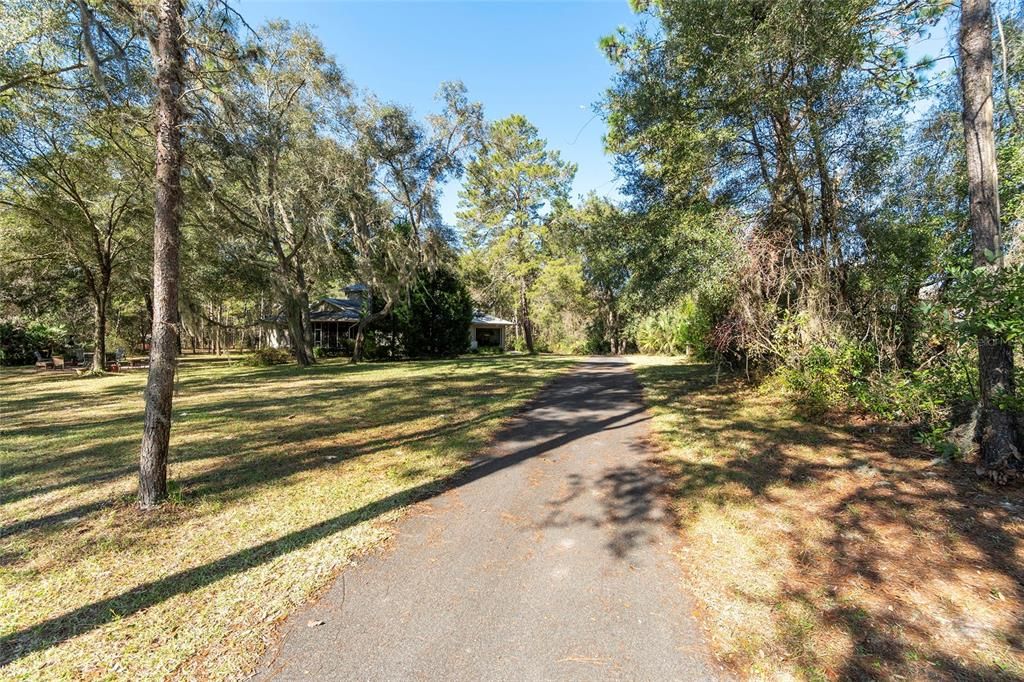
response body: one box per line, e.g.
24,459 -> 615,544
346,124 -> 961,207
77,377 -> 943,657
0,355 -> 573,680
630,355 -> 1024,682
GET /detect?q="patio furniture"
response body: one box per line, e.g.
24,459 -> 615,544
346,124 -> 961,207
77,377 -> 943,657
34,351 -> 53,369
52,355 -> 66,370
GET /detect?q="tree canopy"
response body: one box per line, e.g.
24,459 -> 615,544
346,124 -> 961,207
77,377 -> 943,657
2,0 -> 1023,494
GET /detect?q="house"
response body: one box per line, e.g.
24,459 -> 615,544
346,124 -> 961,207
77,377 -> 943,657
283,284 -> 513,352
469,312 -> 513,351
309,284 -> 367,349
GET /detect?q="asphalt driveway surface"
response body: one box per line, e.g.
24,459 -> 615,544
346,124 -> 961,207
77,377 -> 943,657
256,358 -> 724,680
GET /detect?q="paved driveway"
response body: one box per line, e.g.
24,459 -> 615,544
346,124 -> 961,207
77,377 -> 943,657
256,358 -> 725,680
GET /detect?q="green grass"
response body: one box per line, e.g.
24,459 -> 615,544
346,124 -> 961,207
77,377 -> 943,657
0,354 -> 573,680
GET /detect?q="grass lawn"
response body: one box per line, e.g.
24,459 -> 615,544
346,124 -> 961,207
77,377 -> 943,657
631,356 -> 1024,681
0,354 -> 573,680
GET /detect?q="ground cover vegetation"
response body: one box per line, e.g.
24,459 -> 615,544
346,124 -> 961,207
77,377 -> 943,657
632,355 -> 1024,680
0,355 -> 573,678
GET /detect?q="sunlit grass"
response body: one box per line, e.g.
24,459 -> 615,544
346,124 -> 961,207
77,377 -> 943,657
0,354 -> 573,680
630,355 -> 1024,681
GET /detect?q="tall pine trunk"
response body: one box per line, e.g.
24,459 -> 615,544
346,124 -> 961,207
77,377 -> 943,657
519,278 -> 535,354
959,0 -> 1022,480
139,0 -> 184,508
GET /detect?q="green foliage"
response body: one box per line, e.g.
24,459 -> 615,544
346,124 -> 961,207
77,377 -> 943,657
313,340 -> 354,359
770,340 -> 874,416
769,325 -> 977,433
394,267 -> 474,357
529,255 -> 594,354
508,336 -> 528,353
914,421 -> 960,460
458,114 -> 576,352
633,296 -> 718,357
243,347 -> 292,367
596,0 -> 1024,460
470,345 -> 504,356
942,263 -> 1024,345
0,319 -> 66,365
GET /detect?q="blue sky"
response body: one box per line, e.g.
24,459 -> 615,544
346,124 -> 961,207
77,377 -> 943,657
237,1 -> 959,224
239,0 -> 641,224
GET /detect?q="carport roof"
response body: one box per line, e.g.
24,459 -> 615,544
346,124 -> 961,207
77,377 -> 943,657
472,313 -> 513,326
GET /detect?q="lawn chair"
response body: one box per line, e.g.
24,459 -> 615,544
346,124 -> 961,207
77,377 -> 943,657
34,351 -> 53,369
52,355 -> 65,370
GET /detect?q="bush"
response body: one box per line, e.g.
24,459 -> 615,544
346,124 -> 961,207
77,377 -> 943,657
771,331 -> 969,433
633,296 -> 715,356
243,347 -> 292,366
394,267 -> 473,357
313,338 -> 355,358
770,339 -> 874,416
0,320 -> 67,366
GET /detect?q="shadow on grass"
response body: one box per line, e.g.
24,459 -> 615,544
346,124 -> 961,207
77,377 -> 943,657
0,358 -> 585,540
0,358 -> 646,666
635,360 -> 1024,680
1,356 -> 569,513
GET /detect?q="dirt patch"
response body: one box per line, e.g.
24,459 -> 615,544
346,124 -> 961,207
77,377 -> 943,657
631,356 -> 1024,681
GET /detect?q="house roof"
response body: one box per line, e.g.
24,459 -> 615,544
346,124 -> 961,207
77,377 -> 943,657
287,298 -> 513,327
472,313 -> 513,326
312,297 -> 362,322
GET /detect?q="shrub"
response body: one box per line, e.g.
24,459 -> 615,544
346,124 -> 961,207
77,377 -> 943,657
243,347 -> 291,366
633,296 -> 715,357
394,267 -> 473,357
313,338 -> 355,358
361,332 -> 391,361
771,330 -> 970,434
0,320 -> 67,366
771,339 -> 874,416
474,345 -> 504,356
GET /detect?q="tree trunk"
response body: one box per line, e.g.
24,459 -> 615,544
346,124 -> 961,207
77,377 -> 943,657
959,0 -> 1022,481
606,294 -> 620,355
519,278 -> 535,354
809,115 -> 836,261
351,301 -> 392,364
606,309 -> 616,355
139,0 -> 184,509
285,288 -> 314,366
92,291 -> 107,372
143,290 -> 154,351
352,319 -> 369,363
770,110 -> 813,252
